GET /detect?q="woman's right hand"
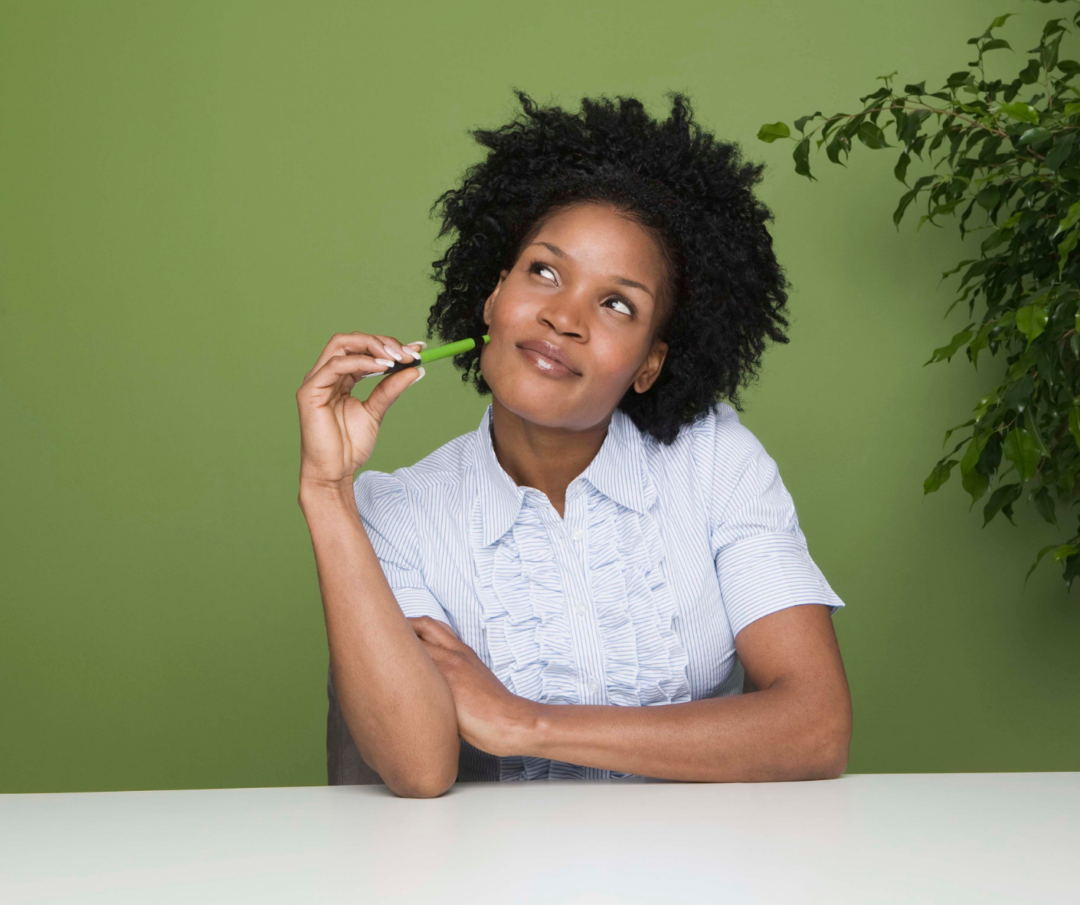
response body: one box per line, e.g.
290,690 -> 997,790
296,331 -> 426,494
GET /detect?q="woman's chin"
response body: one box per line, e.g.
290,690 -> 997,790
490,381 -> 582,424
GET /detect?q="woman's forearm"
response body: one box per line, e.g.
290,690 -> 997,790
515,679 -> 848,783
299,483 -> 459,797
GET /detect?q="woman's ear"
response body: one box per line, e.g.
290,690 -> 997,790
632,340 -> 668,394
483,270 -> 509,326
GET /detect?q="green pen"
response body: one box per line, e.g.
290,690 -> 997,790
376,333 -> 490,376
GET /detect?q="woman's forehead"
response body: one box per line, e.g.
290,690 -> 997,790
529,204 -> 665,282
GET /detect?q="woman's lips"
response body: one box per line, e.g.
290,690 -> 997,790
518,346 -> 580,378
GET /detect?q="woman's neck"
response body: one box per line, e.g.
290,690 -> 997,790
489,398 -> 611,519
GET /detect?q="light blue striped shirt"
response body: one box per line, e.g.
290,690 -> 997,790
353,400 -> 845,782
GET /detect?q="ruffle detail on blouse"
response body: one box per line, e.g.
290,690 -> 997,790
470,499 -> 586,781
585,490 -> 693,709
474,503 -> 580,705
468,479 -> 692,782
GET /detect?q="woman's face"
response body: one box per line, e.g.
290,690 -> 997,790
480,202 -> 670,431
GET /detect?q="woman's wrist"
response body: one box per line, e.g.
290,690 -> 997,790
505,697 -> 548,758
298,477 -> 356,515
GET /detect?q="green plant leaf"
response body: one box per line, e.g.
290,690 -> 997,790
982,482 -> 1023,526
1019,59 -> 1042,84
1025,543 -> 1060,583
793,112 -> 823,133
1057,226 -> 1080,278
924,326 -> 975,365
924,458 -> 959,493
960,431 -> 986,471
1054,200 -> 1080,237
1069,406 -> 1080,451
894,151 -> 910,185
893,189 -> 918,228
825,135 -> 849,166
1015,303 -> 1049,343
1002,427 -> 1041,481
793,136 -> 815,180
963,467 -> 990,505
1055,544 -> 1078,562
1002,372 -> 1035,413
990,13 -> 1014,29
857,121 -> 890,149
980,227 -> 1013,255
1017,126 -> 1053,146
1025,408 -> 1052,460
1000,101 -> 1040,123
973,390 -> 998,421
944,418 -> 978,445
1002,343 -> 1036,380
758,122 -> 791,143
1031,486 -> 1058,526
941,258 -> 977,281
976,185 -> 1001,211
1045,132 -> 1076,171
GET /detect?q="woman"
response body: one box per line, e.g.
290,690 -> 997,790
297,91 -> 851,798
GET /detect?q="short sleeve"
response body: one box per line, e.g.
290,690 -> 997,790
705,408 -> 846,639
352,470 -> 452,627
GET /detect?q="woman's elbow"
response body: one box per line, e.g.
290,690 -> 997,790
809,714 -> 851,780
817,742 -> 849,779
385,750 -> 459,798
389,771 -> 457,798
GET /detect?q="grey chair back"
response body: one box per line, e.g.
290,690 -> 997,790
326,667 -> 384,784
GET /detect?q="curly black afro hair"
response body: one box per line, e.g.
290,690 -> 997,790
425,89 -> 792,445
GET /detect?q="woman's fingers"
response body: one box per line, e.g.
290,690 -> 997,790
304,353 -> 394,396
372,334 -> 423,365
356,339 -> 426,382
303,332 -> 394,384
407,616 -> 460,648
304,333 -> 426,385
361,365 -> 425,424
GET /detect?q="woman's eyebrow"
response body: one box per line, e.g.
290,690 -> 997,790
528,241 -> 655,299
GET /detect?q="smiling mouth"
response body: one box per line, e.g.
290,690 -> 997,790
518,346 -> 580,378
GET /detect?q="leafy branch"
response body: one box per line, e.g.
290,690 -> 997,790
759,0 -> 1080,591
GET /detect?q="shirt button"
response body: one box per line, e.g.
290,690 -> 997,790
571,528 -> 583,541
587,677 -> 601,694
574,601 -> 587,617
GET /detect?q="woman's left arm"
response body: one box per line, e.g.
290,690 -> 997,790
409,602 -> 851,783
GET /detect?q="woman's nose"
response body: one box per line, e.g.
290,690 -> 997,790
540,291 -> 588,337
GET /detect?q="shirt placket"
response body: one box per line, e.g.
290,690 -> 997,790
536,481 -> 608,686
532,480 -> 610,780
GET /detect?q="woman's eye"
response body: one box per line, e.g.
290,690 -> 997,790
529,261 -> 557,282
527,260 -> 633,316
605,297 -> 634,316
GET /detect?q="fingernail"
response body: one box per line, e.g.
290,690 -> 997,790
374,358 -> 394,367
382,343 -> 402,361
410,367 -> 425,384
405,346 -> 423,360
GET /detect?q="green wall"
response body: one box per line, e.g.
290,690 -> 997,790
3,0 -> 1078,794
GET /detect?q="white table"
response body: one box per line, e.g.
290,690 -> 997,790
1,773 -> 1077,904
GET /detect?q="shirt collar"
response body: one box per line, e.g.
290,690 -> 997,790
473,402 -> 655,547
